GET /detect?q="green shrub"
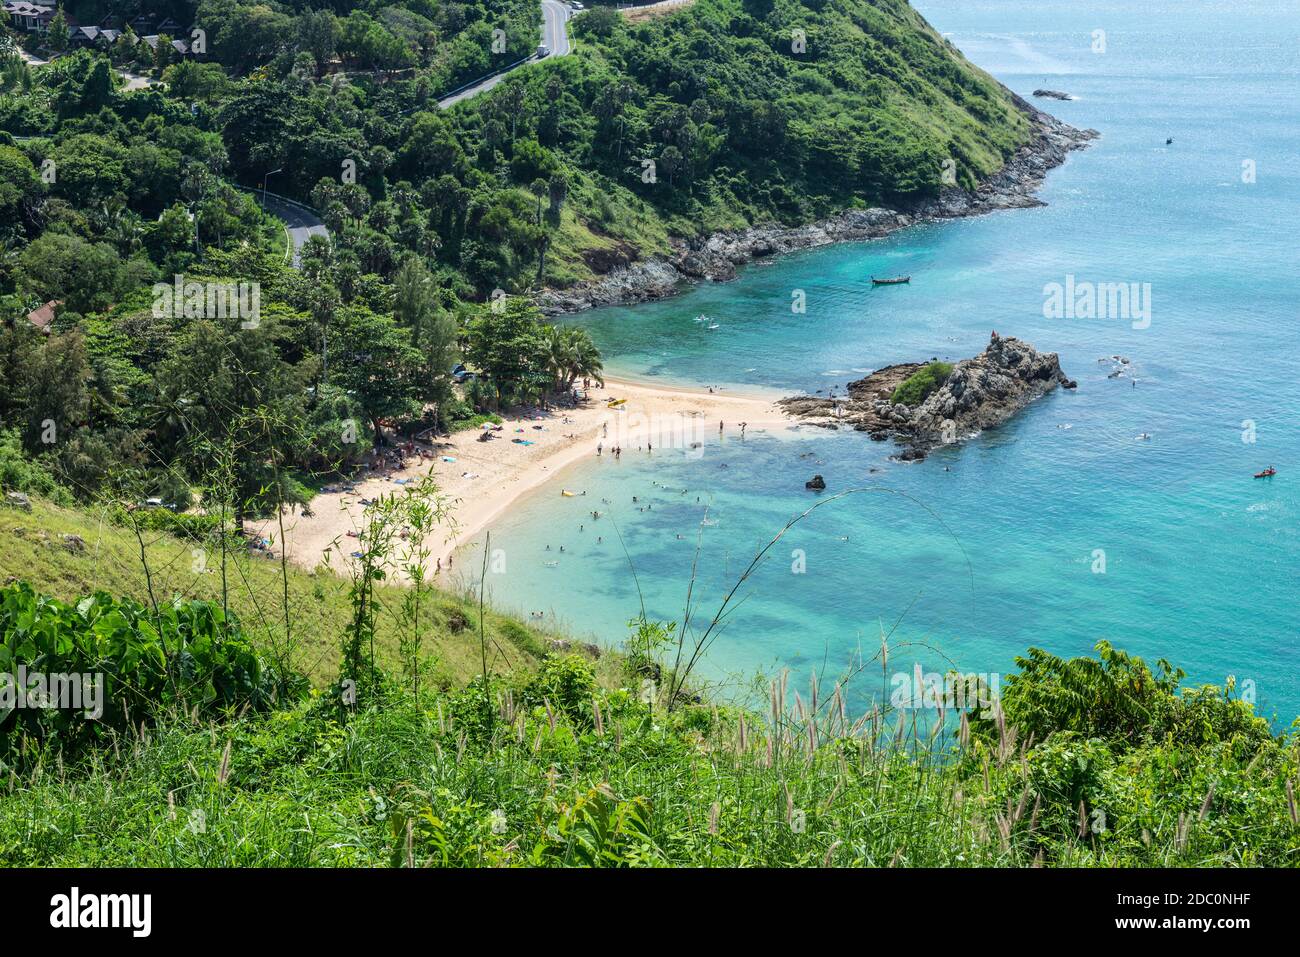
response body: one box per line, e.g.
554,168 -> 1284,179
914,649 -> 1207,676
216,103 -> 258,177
0,430 -> 71,505
973,641 -> 1276,754
105,504 -> 240,548
524,654 -> 596,725
0,581 -> 299,760
448,408 -> 502,433
890,362 -> 953,407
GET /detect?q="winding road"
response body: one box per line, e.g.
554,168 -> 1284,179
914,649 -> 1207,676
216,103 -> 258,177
437,0 -> 574,108
257,192 -> 329,267
266,0 -> 574,264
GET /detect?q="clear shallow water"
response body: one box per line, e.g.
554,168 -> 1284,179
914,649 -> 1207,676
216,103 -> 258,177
460,0 -> 1300,720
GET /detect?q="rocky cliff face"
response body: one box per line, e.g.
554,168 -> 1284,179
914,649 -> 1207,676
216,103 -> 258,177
537,108 -> 1098,315
779,333 -> 1076,460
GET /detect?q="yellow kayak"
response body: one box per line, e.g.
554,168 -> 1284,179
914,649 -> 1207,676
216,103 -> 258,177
561,490 -> 576,497
607,398 -> 626,407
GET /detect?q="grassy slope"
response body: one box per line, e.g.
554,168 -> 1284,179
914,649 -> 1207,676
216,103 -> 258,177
0,496 -> 619,688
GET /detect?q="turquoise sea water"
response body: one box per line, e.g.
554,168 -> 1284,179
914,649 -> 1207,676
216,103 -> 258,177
460,0 -> 1300,720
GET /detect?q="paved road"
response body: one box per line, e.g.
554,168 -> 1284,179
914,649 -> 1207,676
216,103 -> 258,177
256,1 -> 574,263
257,193 -> 328,267
438,0 -> 573,108
542,0 -> 573,57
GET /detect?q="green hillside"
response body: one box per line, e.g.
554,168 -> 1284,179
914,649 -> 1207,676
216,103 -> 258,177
0,494 -> 609,687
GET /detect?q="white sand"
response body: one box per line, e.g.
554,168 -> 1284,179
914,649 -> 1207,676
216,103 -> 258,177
255,377 -> 791,577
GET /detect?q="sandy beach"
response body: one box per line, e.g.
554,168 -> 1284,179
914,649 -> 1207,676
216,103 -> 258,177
254,377 -> 791,577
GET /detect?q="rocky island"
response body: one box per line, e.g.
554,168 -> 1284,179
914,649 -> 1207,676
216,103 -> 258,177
779,333 -> 1076,460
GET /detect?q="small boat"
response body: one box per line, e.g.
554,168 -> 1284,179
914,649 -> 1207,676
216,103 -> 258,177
561,489 -> 576,497
871,276 -> 911,285
607,398 -> 626,407
1254,467 -> 1276,478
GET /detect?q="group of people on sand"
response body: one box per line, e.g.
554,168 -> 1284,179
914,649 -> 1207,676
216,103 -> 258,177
370,440 -> 432,478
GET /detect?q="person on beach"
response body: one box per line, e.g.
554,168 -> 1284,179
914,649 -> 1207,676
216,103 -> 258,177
597,442 -> 603,456
719,420 -> 723,433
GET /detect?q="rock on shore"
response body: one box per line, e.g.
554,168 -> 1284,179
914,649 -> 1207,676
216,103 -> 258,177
537,106 -> 1098,315
778,333 -> 1076,460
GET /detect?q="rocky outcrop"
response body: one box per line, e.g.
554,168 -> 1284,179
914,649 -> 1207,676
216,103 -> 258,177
779,333 -> 1075,460
537,107 -> 1098,315
1033,89 -> 1074,101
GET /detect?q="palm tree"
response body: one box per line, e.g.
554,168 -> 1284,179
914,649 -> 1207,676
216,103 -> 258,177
539,324 -> 572,394
563,327 -> 604,392
536,325 -> 605,398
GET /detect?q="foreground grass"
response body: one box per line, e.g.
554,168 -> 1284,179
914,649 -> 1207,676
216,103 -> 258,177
2,499 -> 1297,867
0,497 -> 614,688
2,668 -> 1297,867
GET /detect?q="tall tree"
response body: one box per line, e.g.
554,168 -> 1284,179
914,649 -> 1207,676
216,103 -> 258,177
330,306 -> 423,446
392,259 -> 457,422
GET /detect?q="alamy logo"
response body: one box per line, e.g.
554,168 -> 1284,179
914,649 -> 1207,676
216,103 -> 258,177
0,667 -> 102,719
152,275 -> 261,329
50,887 -> 151,937
1043,274 -> 1151,329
